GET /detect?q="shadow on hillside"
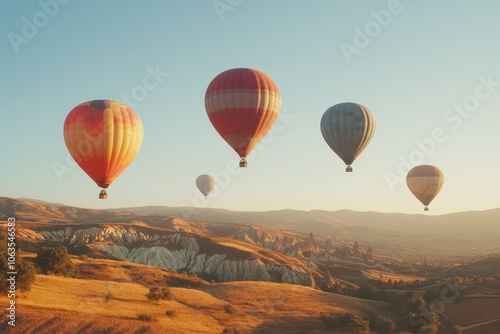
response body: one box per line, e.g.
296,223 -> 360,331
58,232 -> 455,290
236,317 -> 339,334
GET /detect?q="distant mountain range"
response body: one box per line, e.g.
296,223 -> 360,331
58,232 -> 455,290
108,204 -> 500,238
3,197 -> 500,259
107,205 -> 500,257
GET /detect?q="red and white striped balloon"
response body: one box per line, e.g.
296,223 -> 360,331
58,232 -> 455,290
205,68 -> 281,167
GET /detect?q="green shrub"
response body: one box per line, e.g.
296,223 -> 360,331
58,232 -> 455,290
78,254 -> 89,262
137,313 -> 157,322
348,315 -> 370,334
320,312 -> 352,329
0,232 -> 36,293
104,291 -> 113,302
372,315 -> 397,334
146,286 -> 174,303
35,246 -> 76,276
224,304 -> 236,314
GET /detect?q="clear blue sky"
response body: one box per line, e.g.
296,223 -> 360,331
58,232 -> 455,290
1,0 -> 499,214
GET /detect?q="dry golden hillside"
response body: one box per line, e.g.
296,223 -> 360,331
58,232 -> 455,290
0,258 -> 404,334
1,275 -> 223,334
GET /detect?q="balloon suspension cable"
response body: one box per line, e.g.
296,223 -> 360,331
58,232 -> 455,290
239,157 -> 248,168
424,205 -> 429,211
99,189 -> 108,200
345,165 -> 353,172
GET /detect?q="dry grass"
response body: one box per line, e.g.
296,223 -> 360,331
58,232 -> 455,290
363,269 -> 426,283
1,306 -> 170,334
463,283 -> 500,297
200,281 -> 404,332
0,270 -> 405,334
465,319 -> 500,334
0,275 -> 224,333
444,297 -> 500,326
74,258 -> 133,282
74,257 -> 208,287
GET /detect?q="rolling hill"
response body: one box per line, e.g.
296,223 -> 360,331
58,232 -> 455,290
0,258 -> 404,334
2,197 -> 500,332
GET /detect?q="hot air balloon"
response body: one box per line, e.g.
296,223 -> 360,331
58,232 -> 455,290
406,165 -> 444,211
320,102 -> 376,172
196,174 -> 216,199
205,68 -> 281,167
63,100 -> 143,199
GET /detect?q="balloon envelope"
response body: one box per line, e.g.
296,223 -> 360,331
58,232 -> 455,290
205,68 -> 281,166
320,102 -> 376,172
196,174 -> 216,198
63,100 -> 143,191
406,165 -> 444,211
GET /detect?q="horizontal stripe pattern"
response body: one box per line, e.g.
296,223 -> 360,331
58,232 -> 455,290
205,68 -> 281,159
206,68 -> 280,94
205,90 -> 280,115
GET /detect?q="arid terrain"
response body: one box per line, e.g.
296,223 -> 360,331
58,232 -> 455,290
0,260 -> 402,333
1,197 -> 500,333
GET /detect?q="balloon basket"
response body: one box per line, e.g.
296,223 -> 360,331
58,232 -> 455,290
239,158 -> 248,168
99,190 -> 108,199
424,206 -> 429,211
345,166 -> 353,172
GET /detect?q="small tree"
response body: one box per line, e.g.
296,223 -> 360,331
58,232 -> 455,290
407,311 -> 440,334
224,304 -> 236,314
0,252 -> 8,293
15,254 -> 36,291
35,246 -> 75,276
165,309 -> 176,318
348,315 -> 370,334
320,313 -> 352,329
372,315 -> 397,334
0,232 -> 36,293
104,291 -> 114,303
406,296 -> 426,313
146,286 -> 174,304
421,312 -> 441,334
137,313 -> 157,322
357,284 -> 383,300
78,254 -> 89,262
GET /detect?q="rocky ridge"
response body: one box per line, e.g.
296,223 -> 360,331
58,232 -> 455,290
18,225 -> 316,287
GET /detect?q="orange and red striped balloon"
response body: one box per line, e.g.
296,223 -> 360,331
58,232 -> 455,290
205,68 -> 281,167
63,100 -> 143,198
